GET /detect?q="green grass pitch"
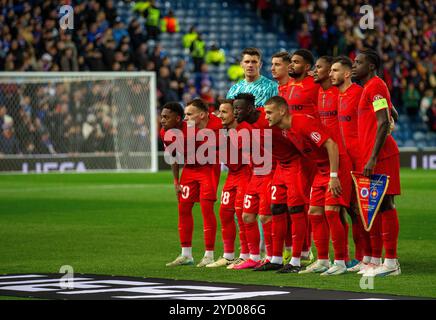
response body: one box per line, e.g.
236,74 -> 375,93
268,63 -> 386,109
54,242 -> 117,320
0,169 -> 435,299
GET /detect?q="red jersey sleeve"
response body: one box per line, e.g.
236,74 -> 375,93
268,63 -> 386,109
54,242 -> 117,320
366,79 -> 392,114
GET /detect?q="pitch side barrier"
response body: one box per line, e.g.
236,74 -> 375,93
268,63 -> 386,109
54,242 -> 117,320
0,148 -> 435,174
157,147 -> 436,171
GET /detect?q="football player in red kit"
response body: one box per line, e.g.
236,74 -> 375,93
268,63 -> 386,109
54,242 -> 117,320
313,56 -> 357,269
163,99 -> 223,267
265,96 -> 352,276
232,93 -> 275,270
206,99 -> 252,268
352,49 -> 401,277
277,49 -> 320,264
329,56 -> 372,272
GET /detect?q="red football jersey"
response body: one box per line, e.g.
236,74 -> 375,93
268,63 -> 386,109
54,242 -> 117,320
241,108 -> 276,175
278,76 -> 320,116
271,126 -> 300,163
160,114 -> 223,167
317,85 -> 347,155
358,76 -> 399,163
220,121 -> 252,172
338,83 -> 363,165
287,114 -> 330,170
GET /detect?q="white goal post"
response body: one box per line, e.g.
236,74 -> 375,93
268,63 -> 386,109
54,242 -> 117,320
0,72 -> 158,174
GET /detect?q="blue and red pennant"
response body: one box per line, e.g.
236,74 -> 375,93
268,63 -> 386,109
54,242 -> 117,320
351,172 -> 390,231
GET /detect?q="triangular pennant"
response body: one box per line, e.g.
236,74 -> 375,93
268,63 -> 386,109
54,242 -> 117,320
351,171 -> 390,231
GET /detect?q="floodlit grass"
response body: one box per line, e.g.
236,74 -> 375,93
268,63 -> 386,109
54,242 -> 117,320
0,169 -> 435,299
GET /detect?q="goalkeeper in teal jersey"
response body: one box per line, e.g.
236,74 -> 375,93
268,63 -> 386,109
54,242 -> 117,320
226,47 -> 278,107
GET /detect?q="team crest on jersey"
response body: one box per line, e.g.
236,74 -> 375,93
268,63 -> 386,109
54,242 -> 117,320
310,132 -> 321,143
282,129 -> 288,137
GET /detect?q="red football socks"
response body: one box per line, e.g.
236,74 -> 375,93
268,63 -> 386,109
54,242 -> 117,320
272,213 -> 287,257
219,206 -> 236,254
284,213 -> 293,248
200,200 -> 217,251
381,209 -> 399,259
325,210 -> 346,261
262,219 -> 272,258
244,219 -> 260,255
290,212 -> 307,258
235,207 -> 249,254
369,214 -> 383,258
178,201 -> 194,247
309,214 -> 330,260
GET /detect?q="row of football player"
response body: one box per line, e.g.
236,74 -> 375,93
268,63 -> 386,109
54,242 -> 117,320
160,48 -> 401,277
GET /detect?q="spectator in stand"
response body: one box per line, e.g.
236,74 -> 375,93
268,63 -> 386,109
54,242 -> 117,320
157,66 -> 179,106
60,47 -> 79,71
402,83 -> 421,119
227,58 -> 245,82
194,63 -> 213,96
144,0 -> 161,41
426,99 -> 436,133
0,124 -> 21,155
205,43 -> 226,66
297,23 -> 312,49
161,9 -> 179,34
182,83 -> 198,106
182,26 -> 198,52
190,33 -> 206,73
420,89 -> 434,117
171,64 -> 188,100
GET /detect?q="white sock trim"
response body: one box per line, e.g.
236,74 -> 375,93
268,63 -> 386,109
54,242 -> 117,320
223,253 -> 235,260
271,256 -> 283,264
181,247 -> 192,258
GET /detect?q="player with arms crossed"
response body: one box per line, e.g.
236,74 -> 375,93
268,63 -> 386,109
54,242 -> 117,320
352,49 -> 401,276
265,96 -> 352,276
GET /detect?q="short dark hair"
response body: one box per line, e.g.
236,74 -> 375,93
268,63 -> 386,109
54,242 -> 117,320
360,48 -> 381,71
272,51 -> 291,63
332,55 -> 353,69
292,49 -> 314,66
318,55 -> 334,65
234,93 -> 255,107
241,47 -> 262,60
265,96 -> 288,108
186,98 -> 208,112
162,101 -> 184,118
219,98 -> 234,106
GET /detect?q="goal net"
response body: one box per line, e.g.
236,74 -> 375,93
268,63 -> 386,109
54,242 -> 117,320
0,72 -> 158,173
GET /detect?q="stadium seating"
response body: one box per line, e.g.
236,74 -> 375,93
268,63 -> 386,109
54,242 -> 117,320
116,0 -> 435,148
118,0 -> 297,98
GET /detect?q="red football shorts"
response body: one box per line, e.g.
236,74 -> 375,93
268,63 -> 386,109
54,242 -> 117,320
243,172 -> 274,216
310,155 -> 353,207
221,165 -> 252,209
179,164 -> 220,203
373,154 -> 401,195
299,158 -> 317,204
271,161 -> 305,207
